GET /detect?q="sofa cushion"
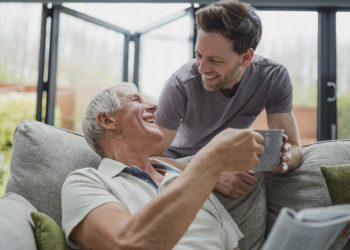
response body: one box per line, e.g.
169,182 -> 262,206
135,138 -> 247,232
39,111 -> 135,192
320,164 -> 350,205
264,139 -> 350,234
214,174 -> 266,250
178,156 -> 266,250
6,120 -> 101,225
320,164 -> 350,250
0,192 -> 38,250
31,211 -> 71,250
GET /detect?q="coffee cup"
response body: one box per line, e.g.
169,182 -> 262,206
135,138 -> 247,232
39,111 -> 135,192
253,129 -> 284,171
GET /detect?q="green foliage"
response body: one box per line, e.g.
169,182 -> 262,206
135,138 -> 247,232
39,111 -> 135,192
0,92 -> 61,151
0,170 -> 10,196
0,148 -> 11,196
0,92 -> 36,150
337,94 -> 350,140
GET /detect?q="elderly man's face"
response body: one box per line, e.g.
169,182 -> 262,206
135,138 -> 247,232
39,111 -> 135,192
114,86 -> 164,144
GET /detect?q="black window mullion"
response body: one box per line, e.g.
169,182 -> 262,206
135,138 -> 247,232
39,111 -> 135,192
318,9 -> 337,141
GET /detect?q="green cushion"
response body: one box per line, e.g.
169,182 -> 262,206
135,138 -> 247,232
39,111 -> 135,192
321,164 -> 350,250
321,164 -> 350,205
30,212 -> 71,250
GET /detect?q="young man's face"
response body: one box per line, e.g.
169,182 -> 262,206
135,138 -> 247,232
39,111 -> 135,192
195,29 -> 243,92
114,86 -> 164,144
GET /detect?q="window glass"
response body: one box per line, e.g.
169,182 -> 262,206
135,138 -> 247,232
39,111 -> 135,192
57,10 -> 125,131
0,3 -> 42,142
57,3 -> 191,131
254,11 -> 318,145
336,12 -> 350,140
64,3 -> 190,33
0,3 -> 42,196
139,14 -> 191,103
0,3 -> 41,85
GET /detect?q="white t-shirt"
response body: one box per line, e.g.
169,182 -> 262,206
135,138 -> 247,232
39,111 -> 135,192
61,158 -> 243,249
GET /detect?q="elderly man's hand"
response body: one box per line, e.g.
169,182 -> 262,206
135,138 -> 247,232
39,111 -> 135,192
214,171 -> 256,199
196,128 -> 265,173
270,134 -> 292,174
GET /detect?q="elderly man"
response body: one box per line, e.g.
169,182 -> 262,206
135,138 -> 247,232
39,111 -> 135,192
61,83 -> 264,250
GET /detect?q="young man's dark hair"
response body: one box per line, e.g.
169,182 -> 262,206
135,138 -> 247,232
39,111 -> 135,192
196,0 -> 262,54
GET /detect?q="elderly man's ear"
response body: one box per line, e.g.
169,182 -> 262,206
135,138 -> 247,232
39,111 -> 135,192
96,112 -> 117,131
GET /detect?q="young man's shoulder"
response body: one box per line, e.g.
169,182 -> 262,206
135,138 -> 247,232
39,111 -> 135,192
249,54 -> 288,76
251,54 -> 281,67
171,59 -> 201,84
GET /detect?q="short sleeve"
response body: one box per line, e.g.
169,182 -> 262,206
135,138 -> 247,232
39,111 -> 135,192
265,65 -> 293,114
155,74 -> 187,130
61,169 -> 121,249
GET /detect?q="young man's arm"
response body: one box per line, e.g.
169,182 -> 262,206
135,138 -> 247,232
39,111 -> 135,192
267,111 -> 302,173
151,125 -> 256,199
69,129 -> 264,250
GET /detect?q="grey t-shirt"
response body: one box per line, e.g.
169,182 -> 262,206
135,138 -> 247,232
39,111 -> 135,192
156,55 -> 293,158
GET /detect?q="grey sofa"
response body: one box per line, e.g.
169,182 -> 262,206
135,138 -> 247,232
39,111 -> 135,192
1,120 -> 350,250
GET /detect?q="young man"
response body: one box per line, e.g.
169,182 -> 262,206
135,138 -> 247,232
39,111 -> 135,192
61,83 -> 264,250
153,0 -> 302,199
152,2 -> 302,248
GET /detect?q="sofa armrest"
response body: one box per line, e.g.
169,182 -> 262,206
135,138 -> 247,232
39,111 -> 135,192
0,192 -> 38,250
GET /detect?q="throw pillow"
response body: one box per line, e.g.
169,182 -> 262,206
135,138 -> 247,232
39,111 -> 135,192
6,120 -> 101,225
321,164 -> 350,250
320,164 -> 350,205
30,211 -> 71,250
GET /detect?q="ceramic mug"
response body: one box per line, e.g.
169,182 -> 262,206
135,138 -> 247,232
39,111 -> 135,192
253,129 -> 284,171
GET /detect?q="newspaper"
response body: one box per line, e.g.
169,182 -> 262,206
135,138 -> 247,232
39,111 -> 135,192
262,205 -> 350,250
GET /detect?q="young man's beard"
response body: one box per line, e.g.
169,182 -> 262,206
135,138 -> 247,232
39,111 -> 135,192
202,59 -> 242,91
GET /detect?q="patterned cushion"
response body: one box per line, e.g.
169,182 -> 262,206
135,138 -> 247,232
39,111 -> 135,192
0,192 -> 38,250
264,139 -> 350,234
6,120 -> 101,225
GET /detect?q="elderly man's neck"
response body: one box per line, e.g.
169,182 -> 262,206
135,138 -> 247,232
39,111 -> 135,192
102,142 -> 166,186
100,142 -> 154,170
111,151 -> 152,170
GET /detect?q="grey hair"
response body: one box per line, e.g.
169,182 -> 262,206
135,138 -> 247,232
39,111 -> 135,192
82,82 -> 138,157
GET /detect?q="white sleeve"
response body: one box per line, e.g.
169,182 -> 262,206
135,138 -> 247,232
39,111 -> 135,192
61,168 -> 121,249
208,194 -> 244,250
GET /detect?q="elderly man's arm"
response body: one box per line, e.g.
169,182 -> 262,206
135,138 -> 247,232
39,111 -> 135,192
267,112 -> 302,173
69,129 -> 263,250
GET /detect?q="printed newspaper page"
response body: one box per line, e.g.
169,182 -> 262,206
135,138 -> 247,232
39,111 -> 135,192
262,205 -> 350,250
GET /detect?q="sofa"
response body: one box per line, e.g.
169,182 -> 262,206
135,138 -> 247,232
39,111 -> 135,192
1,120 -> 350,250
